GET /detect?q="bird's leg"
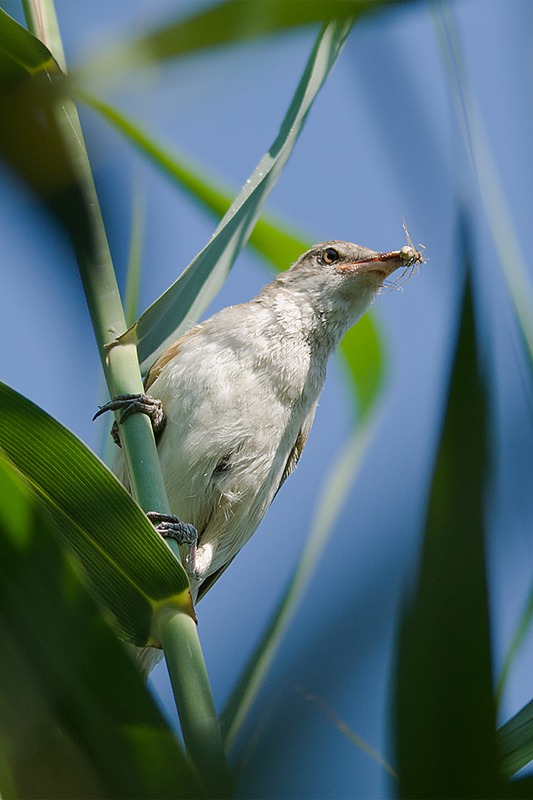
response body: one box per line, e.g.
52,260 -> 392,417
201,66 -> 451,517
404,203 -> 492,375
93,393 -> 166,446
148,512 -> 212,583
146,511 -> 199,576
94,397 -> 202,579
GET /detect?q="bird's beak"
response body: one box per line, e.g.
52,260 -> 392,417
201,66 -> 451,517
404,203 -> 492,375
340,246 -> 425,279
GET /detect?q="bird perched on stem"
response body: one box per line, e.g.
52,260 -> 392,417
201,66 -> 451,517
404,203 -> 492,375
96,238 -> 424,676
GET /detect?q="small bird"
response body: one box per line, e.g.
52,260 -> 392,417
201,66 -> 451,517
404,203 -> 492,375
98,239 -> 423,675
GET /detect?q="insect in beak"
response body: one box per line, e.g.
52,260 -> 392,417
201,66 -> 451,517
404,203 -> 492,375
338,222 -> 425,281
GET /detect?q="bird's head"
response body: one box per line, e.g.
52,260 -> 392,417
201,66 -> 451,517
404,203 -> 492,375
275,239 -> 424,336
289,239 -> 423,291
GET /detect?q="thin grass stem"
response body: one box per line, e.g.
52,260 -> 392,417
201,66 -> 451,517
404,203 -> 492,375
22,1 -> 229,789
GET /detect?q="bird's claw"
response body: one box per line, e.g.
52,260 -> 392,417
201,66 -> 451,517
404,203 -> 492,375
93,393 -> 166,445
146,511 -> 198,575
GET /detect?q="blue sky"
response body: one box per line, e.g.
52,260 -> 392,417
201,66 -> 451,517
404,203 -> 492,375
1,1 -> 533,796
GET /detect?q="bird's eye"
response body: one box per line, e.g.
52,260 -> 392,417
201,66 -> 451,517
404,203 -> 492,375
322,247 -> 339,264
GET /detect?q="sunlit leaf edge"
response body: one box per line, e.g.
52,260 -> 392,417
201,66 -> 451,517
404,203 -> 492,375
0,380 -> 193,645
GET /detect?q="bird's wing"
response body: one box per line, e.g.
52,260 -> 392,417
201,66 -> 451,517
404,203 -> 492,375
274,398 -> 319,497
197,400 -> 319,603
144,325 -> 203,390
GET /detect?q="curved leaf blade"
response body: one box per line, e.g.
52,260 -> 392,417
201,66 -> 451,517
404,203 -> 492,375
0,381 -> 192,646
127,18 -> 354,367
76,92 -> 386,417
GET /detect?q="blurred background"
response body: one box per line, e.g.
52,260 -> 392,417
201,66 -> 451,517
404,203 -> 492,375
1,1 -> 532,796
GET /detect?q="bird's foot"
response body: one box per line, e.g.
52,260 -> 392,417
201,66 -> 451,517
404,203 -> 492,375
93,393 -> 166,445
147,511 -> 199,575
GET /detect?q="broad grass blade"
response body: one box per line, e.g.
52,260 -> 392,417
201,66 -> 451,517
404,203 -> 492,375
79,0 -> 399,79
0,381 -> 192,647
393,234 -> 503,797
0,454 -> 199,799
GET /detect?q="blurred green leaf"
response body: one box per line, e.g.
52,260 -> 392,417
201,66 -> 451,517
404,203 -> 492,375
0,453 -> 199,799
0,380 -> 192,647
499,698 -> 533,778
0,6 -> 57,88
78,91 -> 386,417
340,316 -> 385,420
0,8 -> 96,253
116,19 -> 354,367
393,239 -> 503,796
79,0 -> 400,79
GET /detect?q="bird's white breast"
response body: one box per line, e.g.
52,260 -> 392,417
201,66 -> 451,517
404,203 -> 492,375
148,296 -> 329,579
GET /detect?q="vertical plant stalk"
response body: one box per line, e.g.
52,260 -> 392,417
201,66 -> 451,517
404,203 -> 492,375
22,0 -> 229,791
157,610 -> 231,796
124,182 -> 145,326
